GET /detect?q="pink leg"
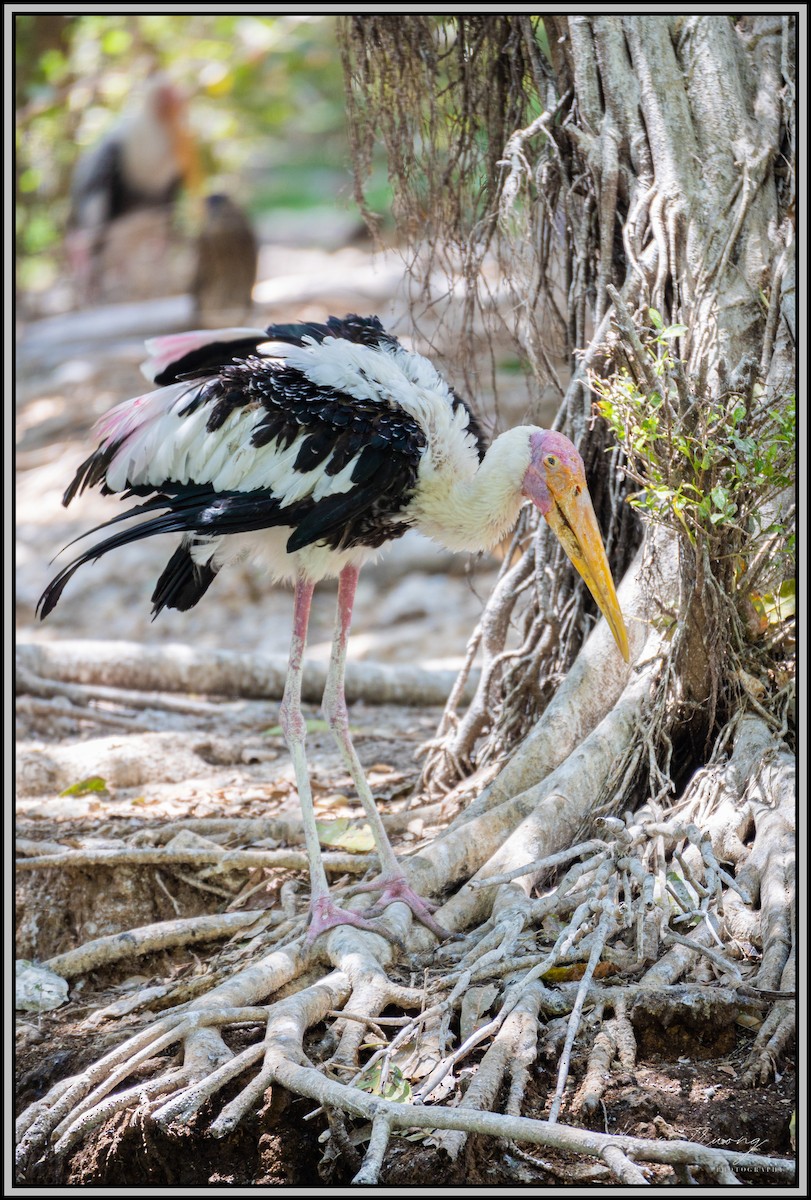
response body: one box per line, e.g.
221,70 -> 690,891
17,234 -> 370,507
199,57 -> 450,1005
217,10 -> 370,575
280,573 -> 397,945
321,565 -> 451,940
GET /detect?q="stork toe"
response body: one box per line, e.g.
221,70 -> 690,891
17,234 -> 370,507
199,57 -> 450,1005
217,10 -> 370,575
354,875 -> 454,940
304,894 -> 404,949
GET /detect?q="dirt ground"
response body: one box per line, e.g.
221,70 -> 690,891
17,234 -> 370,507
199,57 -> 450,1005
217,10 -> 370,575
14,237 -> 796,1188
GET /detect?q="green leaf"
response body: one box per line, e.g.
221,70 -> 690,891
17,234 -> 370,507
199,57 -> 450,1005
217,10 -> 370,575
59,776 -> 108,797
661,324 -> 688,339
357,1063 -> 412,1103
315,819 -> 375,853
730,435 -> 756,457
751,580 -> 795,624
648,307 -> 664,329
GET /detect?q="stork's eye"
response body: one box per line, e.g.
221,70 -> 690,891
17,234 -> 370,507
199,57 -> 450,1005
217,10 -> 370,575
544,454 -> 559,468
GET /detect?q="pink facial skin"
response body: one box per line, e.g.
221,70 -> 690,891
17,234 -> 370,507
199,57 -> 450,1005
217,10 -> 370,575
520,429 -> 586,514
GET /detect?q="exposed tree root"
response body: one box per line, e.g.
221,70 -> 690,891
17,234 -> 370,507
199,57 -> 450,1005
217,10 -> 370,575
438,537 -> 652,827
17,398 -> 793,1190
15,843 -> 373,877
17,706 -> 795,1183
17,640 -> 479,708
38,911 -> 269,980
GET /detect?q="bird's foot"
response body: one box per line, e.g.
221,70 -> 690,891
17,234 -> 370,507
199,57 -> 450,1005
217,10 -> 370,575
304,894 -> 402,949
352,874 -> 454,941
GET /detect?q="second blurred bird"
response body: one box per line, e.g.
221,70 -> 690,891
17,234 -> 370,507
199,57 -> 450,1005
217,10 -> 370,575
192,192 -> 258,327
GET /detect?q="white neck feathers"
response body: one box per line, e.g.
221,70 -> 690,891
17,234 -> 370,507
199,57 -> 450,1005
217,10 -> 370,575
412,425 -> 537,553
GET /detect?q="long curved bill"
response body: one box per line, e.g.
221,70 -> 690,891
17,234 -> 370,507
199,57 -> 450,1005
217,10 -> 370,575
544,490 -> 630,662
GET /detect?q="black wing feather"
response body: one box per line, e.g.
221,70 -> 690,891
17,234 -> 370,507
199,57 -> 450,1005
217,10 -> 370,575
265,314 -> 400,351
151,544 -> 219,614
39,313 -> 486,618
152,338 -> 269,386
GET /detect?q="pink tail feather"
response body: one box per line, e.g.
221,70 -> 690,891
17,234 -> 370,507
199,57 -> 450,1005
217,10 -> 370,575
141,327 -> 266,383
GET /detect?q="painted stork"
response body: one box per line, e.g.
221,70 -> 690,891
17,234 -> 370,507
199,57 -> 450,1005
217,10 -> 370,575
38,315 -> 630,943
67,74 -> 200,299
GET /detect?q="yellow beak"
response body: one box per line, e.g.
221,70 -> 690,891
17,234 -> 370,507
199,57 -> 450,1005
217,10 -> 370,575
544,488 -> 630,662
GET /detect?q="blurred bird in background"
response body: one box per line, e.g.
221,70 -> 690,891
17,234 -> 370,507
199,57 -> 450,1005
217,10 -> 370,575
192,193 -> 258,327
67,73 -> 201,304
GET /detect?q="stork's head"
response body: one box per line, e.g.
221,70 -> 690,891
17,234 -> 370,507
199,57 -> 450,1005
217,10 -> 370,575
521,430 -> 630,662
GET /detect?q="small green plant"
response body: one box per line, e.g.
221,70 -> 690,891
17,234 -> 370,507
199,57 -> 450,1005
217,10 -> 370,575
592,309 -> 795,584
355,1062 -> 412,1103
593,307 -> 795,740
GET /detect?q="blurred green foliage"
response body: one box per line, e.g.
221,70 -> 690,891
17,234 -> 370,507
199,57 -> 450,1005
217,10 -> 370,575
15,13 -> 391,302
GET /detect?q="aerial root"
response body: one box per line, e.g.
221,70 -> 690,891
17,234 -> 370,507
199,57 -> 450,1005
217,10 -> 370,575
417,616 -> 670,939
425,538 -> 650,808
573,995 -> 637,1116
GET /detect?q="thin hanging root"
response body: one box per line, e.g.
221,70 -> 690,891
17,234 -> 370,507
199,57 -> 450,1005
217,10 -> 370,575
444,536 -> 657,827
419,546 -> 536,795
420,616 -> 672,941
